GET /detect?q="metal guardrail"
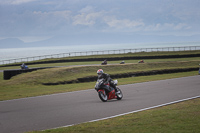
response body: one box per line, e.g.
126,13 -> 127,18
0,46 -> 200,65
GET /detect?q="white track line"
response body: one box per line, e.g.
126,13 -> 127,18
53,95 -> 200,129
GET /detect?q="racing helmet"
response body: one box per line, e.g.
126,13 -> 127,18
97,69 -> 103,78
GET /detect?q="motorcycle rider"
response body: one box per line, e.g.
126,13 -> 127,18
97,69 -> 119,93
20,63 -> 28,69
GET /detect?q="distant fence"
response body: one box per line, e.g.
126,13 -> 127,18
1,46 -> 200,65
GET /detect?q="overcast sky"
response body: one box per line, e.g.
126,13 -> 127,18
0,0 -> 200,43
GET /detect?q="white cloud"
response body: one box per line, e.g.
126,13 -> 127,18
33,10 -> 71,20
104,17 -> 145,29
80,6 -> 95,13
73,12 -> 103,26
27,10 -> 72,35
0,0 -> 199,42
72,6 -> 145,29
174,23 -> 190,30
145,23 -> 191,32
0,0 -> 38,5
164,23 -> 191,31
19,36 -> 52,43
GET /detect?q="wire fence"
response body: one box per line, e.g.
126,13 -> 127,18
1,46 -> 200,65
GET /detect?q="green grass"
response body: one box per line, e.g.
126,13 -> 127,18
0,70 -> 198,101
3,61 -> 198,85
0,56 -> 200,70
0,50 -> 199,101
28,97 -> 200,133
0,72 -> 3,80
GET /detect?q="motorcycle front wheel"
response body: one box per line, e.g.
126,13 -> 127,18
116,87 -> 123,100
98,91 -> 108,102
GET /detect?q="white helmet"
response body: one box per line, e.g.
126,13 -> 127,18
97,69 -> 103,78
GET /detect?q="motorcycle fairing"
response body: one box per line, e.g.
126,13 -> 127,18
107,89 -> 117,100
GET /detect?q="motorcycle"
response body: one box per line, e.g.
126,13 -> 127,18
20,65 -> 28,70
101,60 -> 107,65
95,78 -> 123,102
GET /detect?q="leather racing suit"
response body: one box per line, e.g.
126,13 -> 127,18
98,73 -> 117,92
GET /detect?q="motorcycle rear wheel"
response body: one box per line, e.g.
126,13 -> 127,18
116,87 -> 123,100
98,91 -> 108,102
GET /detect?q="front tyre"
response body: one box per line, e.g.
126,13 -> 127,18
98,91 -> 107,102
116,87 -> 123,100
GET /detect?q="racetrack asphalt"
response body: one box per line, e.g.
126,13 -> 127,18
0,75 -> 199,133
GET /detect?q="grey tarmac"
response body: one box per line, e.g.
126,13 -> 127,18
0,75 -> 199,133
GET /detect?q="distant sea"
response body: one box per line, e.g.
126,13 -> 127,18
0,42 -> 200,60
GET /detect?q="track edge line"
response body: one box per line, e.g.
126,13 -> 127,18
49,95 -> 200,130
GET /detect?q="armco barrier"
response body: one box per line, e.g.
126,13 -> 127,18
42,67 -> 199,85
3,67 -> 54,80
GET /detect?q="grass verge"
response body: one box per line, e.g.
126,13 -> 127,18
0,71 -> 198,101
0,55 -> 200,70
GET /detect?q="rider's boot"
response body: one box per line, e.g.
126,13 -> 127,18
114,86 -> 120,94
110,81 -> 119,94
